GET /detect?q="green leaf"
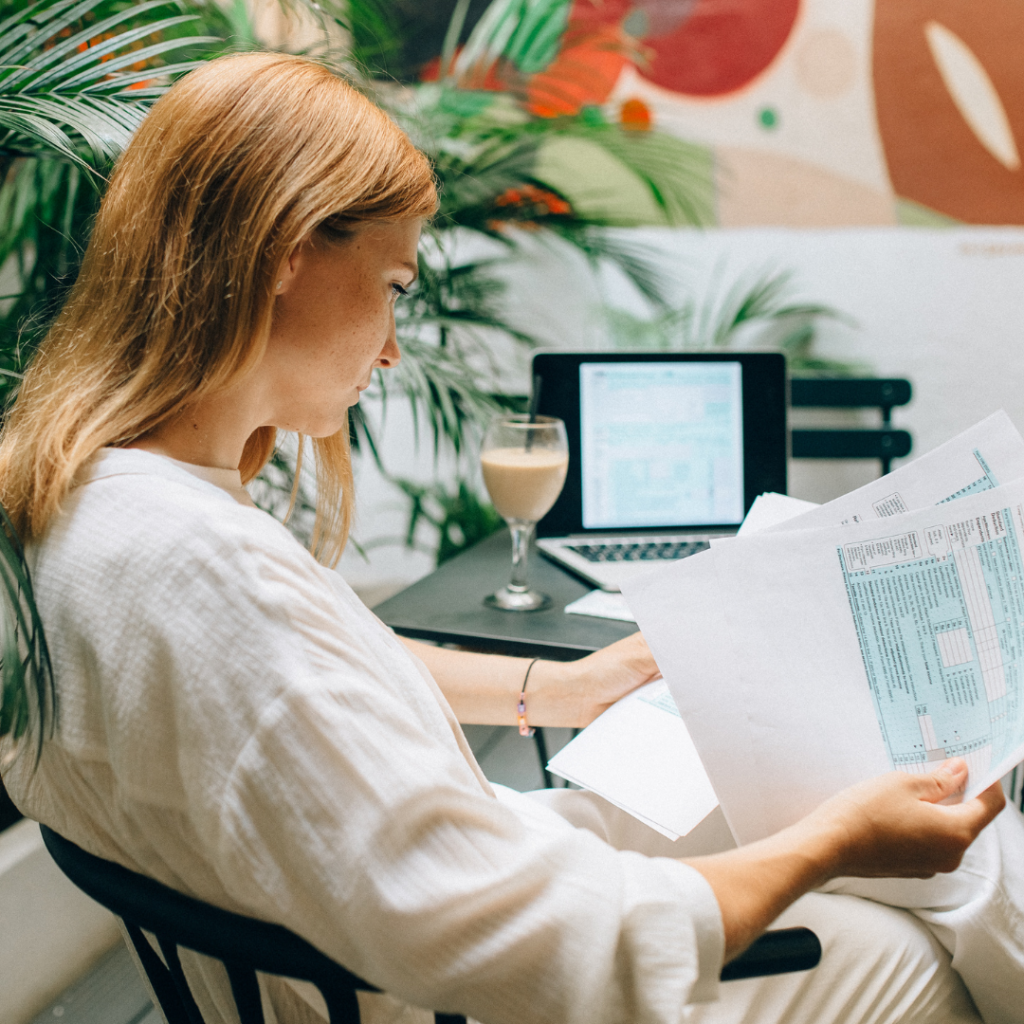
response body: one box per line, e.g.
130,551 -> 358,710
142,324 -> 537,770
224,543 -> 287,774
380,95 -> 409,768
38,28 -> 215,92
0,503 -> 54,753
1,3 -> 195,90
370,475 -> 503,566
0,0 -> 226,409
0,0 -> 222,168
601,266 -> 863,377
440,0 -> 473,79
452,0 -> 571,83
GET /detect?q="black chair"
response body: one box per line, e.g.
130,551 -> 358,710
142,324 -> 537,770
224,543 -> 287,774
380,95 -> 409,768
790,378 -> 913,476
40,825 -> 462,1024
41,825 -> 821,1024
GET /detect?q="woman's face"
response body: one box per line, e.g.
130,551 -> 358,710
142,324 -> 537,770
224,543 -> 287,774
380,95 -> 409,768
260,218 -> 421,437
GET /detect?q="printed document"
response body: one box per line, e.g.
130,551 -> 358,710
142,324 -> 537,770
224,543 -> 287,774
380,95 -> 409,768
625,477 -> 1024,845
623,413 -> 1024,845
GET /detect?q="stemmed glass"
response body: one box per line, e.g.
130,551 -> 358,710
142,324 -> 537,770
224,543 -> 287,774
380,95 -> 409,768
480,414 -> 568,611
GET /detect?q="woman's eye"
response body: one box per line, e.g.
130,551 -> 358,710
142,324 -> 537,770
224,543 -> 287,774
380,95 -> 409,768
391,283 -> 409,299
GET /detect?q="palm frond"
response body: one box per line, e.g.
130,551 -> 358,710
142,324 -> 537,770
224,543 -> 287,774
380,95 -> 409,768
602,268 -> 861,376
404,87 -> 714,234
249,434 -> 318,544
376,476 -> 502,566
375,333 -> 504,458
544,224 -> 676,308
694,269 -> 849,351
452,0 -> 570,83
0,94 -> 146,164
550,120 -> 716,227
0,504 -> 53,754
602,304 -> 691,350
0,156 -> 94,406
1,3 -> 199,90
0,0 -> 222,168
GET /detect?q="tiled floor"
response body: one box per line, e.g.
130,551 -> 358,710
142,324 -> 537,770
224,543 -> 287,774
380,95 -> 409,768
31,942 -> 158,1024
33,724 -> 574,1024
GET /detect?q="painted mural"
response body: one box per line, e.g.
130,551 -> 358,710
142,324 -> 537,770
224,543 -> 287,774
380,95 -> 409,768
532,0 -> 1024,227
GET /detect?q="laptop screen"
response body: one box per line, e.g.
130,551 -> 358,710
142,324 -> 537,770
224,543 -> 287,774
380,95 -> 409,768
579,361 -> 745,529
533,351 -> 787,538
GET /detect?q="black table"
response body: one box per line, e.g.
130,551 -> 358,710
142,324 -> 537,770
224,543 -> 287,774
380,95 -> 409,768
373,531 -> 637,660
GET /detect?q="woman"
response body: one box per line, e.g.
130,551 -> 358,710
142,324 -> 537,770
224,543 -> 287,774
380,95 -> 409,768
0,53 -> 1018,1024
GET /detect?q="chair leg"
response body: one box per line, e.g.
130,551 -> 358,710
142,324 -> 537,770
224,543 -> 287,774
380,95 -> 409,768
225,962 -> 266,1024
122,922 -> 196,1024
315,978 -> 368,1024
158,935 -> 209,1024
720,927 -> 821,981
532,728 -> 554,788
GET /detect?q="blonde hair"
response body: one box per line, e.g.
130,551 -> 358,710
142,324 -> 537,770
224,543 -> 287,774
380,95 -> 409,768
0,52 -> 437,565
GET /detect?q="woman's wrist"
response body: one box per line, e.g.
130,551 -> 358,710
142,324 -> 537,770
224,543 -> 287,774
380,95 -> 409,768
683,817 -> 846,958
518,657 -> 588,729
768,815 -> 849,890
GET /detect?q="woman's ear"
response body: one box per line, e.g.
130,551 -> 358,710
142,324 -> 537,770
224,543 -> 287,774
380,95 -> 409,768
274,237 -> 309,297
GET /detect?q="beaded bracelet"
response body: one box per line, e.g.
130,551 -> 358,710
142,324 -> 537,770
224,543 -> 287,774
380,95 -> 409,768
517,658 -> 540,737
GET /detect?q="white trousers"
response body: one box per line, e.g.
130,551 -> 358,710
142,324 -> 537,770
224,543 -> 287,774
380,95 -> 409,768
251,788 -> 1024,1024
528,788 -> 1024,1024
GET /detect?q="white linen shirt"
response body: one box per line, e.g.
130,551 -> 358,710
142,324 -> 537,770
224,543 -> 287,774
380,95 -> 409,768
2,449 -> 724,1024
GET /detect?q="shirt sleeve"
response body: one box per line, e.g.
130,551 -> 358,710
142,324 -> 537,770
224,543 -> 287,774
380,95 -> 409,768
216,686 -> 724,1024
58,492 -> 726,1024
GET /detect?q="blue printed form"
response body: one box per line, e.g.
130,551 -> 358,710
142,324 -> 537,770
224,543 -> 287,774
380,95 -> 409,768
939,449 -> 1000,503
626,413 -> 1024,844
840,508 -> 1024,782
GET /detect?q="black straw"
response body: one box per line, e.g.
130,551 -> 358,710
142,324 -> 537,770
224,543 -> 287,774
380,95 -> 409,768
528,374 -> 542,421
526,375 -> 542,450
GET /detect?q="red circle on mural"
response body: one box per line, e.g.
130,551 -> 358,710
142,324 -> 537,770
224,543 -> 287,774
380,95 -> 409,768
572,0 -> 801,97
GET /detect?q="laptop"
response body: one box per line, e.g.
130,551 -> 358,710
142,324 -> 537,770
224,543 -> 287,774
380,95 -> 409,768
533,351 -> 788,592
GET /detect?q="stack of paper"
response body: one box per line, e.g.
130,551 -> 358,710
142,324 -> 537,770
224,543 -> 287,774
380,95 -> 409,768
622,411 -> 1024,845
548,412 -> 1024,845
548,680 -> 718,839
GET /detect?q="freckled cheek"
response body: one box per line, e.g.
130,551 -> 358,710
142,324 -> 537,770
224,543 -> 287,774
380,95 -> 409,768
349,304 -> 394,352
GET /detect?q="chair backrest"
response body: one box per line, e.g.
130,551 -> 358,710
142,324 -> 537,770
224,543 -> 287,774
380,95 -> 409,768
40,825 -> 465,1024
42,823 -> 822,1023
790,377 -> 913,476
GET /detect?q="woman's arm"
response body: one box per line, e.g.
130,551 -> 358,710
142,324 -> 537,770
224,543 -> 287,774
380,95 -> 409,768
684,759 -> 1006,960
408,639 -> 1007,970
399,632 -> 660,728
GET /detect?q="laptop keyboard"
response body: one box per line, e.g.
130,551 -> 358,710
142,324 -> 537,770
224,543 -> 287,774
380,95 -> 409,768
565,540 -> 710,563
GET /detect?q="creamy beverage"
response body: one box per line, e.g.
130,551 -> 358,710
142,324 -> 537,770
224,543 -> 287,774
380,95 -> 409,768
481,447 -> 569,521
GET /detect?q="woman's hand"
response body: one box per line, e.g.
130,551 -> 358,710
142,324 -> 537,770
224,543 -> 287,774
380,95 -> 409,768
559,632 -> 662,727
796,758 -> 1006,880
685,758 -> 1006,960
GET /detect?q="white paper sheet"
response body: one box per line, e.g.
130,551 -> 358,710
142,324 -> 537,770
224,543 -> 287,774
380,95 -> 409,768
740,411 -> 1024,542
739,492 -> 819,535
563,590 -> 636,622
768,410 -> 1024,533
568,414 -> 1024,843
547,680 -> 719,840
625,479 -> 1024,845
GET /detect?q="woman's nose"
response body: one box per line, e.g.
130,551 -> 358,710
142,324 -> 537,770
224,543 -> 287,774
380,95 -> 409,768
376,325 -> 401,369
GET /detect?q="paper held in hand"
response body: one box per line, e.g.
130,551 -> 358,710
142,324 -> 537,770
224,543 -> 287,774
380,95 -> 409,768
621,410 -> 1024,845
547,680 -> 718,840
549,412 -> 1024,843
